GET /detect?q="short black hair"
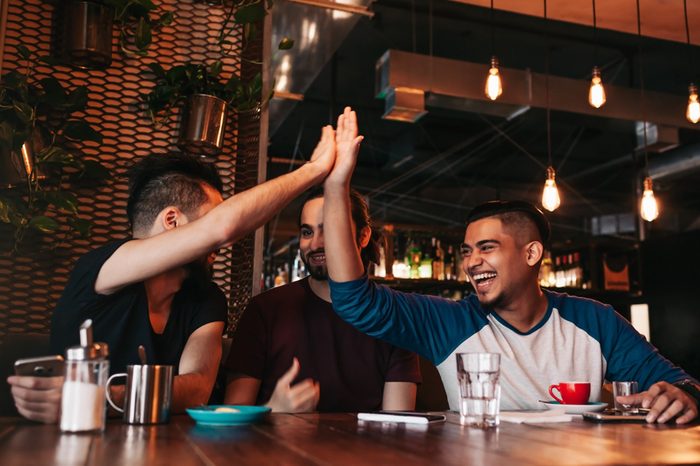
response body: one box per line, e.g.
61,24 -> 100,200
299,186 -> 382,268
466,200 -> 550,244
127,153 -> 223,233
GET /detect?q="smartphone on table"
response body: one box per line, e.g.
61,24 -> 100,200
582,408 -> 650,423
358,411 -> 447,424
14,355 -> 65,377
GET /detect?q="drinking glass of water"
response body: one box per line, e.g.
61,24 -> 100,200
612,381 -> 639,414
456,352 -> 501,428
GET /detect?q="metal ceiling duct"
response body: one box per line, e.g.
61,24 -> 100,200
649,143 -> 700,181
268,0 -> 372,136
375,49 -> 699,130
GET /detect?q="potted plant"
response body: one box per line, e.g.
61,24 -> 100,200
62,0 -> 173,68
142,0 -> 292,156
0,46 -> 109,254
109,0 -> 174,56
143,60 -> 263,155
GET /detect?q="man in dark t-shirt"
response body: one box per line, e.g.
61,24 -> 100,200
49,238 -> 227,376
8,122 -> 340,423
224,188 -> 421,412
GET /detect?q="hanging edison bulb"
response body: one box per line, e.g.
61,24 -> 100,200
485,56 -> 503,101
640,177 -> 659,222
541,166 -> 561,212
687,84 -> 700,124
588,66 -> 606,109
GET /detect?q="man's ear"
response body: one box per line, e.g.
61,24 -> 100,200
161,206 -> 182,231
525,241 -> 544,266
358,226 -> 372,248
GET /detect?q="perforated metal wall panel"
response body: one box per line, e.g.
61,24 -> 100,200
0,0 -> 261,342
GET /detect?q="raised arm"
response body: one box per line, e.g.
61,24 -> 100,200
96,126 -> 337,295
323,107 -> 365,283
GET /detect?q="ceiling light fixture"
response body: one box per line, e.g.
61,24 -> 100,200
687,84 -> 700,123
542,166 -> 561,212
484,0 -> 503,101
588,0 -> 606,109
684,0 -> 699,124
541,0 -> 561,212
640,176 -> 659,222
636,0 -> 658,222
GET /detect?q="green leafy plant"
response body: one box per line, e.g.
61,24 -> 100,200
0,46 -> 109,254
142,61 -> 263,125
105,0 -> 174,56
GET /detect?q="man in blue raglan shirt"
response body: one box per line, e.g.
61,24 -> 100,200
322,106 -> 700,424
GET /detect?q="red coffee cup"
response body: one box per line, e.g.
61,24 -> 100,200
548,382 -> 591,405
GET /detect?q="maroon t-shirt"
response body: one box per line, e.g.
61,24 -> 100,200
224,277 -> 421,412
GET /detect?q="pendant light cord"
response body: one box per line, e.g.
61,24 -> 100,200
636,0 -> 649,177
490,0 -> 495,56
544,0 -> 552,168
684,0 -> 695,83
592,0 -> 598,66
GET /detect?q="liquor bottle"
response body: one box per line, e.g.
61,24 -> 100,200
572,252 -> 583,288
375,243 -> 387,278
433,238 -> 445,280
565,253 -> 575,287
555,255 -> 565,288
291,249 -> 305,282
539,251 -> 554,287
444,245 -> 455,280
418,238 -> 433,278
408,237 -> 421,279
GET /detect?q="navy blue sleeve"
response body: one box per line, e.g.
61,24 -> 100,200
328,276 -> 487,365
603,308 -> 694,389
556,294 -> 695,390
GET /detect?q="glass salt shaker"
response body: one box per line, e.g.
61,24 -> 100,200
60,320 -> 110,433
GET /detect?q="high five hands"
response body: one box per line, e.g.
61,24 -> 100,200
327,106 -> 364,187
307,107 -> 364,186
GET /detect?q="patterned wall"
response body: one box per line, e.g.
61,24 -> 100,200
0,0 -> 261,341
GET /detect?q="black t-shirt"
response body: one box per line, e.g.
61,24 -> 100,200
50,239 -> 227,374
224,277 -> 421,412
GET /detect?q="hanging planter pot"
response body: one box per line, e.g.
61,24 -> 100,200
177,94 -> 228,157
62,0 -> 114,69
0,131 -> 46,189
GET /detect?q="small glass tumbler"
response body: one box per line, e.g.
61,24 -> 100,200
456,353 -> 501,428
612,381 -> 639,414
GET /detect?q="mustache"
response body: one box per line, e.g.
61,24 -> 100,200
304,248 -> 325,258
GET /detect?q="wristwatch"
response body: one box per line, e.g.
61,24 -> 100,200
674,379 -> 700,406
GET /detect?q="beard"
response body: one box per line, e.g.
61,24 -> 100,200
301,249 -> 328,281
185,257 -> 214,294
476,288 -> 510,312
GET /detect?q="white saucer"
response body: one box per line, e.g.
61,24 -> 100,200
539,400 -> 607,414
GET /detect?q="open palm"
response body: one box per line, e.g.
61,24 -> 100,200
327,106 -> 363,186
309,125 -> 337,177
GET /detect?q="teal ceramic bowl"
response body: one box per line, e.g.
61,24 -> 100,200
186,405 -> 271,426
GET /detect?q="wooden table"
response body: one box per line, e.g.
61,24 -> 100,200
1,412 -> 700,465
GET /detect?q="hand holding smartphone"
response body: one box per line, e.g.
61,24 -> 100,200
14,355 -> 65,377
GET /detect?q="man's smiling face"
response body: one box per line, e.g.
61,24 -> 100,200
461,217 -> 531,309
